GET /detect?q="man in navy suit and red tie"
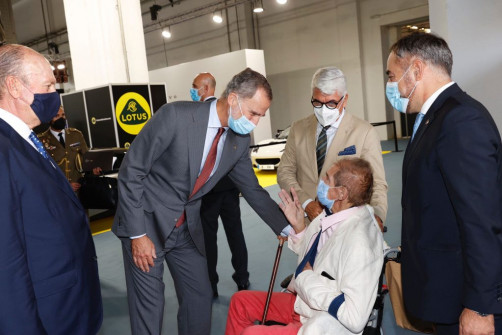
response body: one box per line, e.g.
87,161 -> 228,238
386,33 -> 502,334
0,44 -> 102,334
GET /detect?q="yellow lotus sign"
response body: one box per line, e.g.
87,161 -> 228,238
115,92 -> 151,135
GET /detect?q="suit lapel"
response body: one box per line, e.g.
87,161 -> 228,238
321,113 -> 352,176
403,83 -> 462,171
187,104 -> 210,192
190,129 -> 241,201
10,126 -> 82,208
306,115 -> 319,178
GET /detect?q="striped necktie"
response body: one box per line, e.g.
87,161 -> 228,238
316,125 -> 330,175
29,131 -> 49,159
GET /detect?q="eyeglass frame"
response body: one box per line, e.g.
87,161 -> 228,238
310,95 -> 345,110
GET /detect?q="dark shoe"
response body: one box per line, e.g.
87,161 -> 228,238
213,289 -> 219,298
237,280 -> 250,291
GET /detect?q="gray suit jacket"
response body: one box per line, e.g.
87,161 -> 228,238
112,100 -> 288,254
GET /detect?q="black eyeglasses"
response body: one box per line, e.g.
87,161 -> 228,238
311,96 -> 344,110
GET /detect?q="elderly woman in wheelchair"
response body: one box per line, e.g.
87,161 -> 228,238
225,158 -> 385,335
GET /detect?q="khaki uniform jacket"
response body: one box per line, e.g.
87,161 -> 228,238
277,113 -> 388,222
38,128 -> 89,183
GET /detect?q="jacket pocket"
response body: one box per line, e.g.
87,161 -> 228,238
33,269 -> 77,299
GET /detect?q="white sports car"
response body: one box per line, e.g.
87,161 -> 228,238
250,127 -> 290,170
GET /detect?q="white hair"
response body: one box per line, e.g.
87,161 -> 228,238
311,67 -> 347,96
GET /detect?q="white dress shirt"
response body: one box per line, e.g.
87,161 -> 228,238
0,107 -> 38,151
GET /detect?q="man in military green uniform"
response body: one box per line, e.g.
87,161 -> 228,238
38,106 -> 101,193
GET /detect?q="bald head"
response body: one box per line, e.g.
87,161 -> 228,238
192,72 -> 216,101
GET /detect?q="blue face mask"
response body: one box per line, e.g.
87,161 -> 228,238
228,96 -> 256,135
385,65 -> 418,113
317,180 -> 336,211
190,87 -> 202,102
31,92 -> 61,123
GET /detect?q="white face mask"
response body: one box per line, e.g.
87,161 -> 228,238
313,96 -> 345,127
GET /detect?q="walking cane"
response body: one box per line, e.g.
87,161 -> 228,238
260,238 -> 285,325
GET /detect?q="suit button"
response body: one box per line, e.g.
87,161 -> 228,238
498,297 -> 502,302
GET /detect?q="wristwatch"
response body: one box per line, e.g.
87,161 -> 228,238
473,310 -> 489,317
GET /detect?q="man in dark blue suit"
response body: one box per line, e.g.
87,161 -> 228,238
386,33 -> 502,335
0,44 -> 102,334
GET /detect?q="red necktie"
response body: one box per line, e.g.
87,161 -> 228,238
176,127 -> 225,227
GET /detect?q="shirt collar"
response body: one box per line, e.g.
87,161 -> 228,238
208,99 -> 228,129
50,127 -> 63,138
0,107 -> 33,140
320,205 -> 362,232
420,81 -> 455,116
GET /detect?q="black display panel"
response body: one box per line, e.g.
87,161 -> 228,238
84,87 -> 118,148
61,91 -> 90,145
150,84 -> 168,114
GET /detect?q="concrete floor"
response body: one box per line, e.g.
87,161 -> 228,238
94,139 -> 419,335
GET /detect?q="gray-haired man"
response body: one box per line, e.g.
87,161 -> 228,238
113,68 -> 290,335
278,66 -> 388,227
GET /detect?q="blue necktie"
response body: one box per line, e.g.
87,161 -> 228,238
29,132 -> 49,159
411,113 -> 425,141
295,230 -> 322,278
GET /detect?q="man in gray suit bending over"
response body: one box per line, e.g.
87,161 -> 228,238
112,68 -> 290,335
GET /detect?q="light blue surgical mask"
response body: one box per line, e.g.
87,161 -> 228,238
317,180 -> 336,211
385,65 -> 419,113
228,96 -> 256,135
190,87 -> 202,102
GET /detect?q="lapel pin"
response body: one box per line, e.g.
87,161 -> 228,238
425,119 -> 430,125
233,145 -> 237,150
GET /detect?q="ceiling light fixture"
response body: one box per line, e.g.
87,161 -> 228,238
162,27 -> 172,39
276,0 -> 287,4
253,0 -> 264,13
212,10 -> 223,23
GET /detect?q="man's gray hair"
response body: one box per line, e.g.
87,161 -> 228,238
222,67 -> 272,100
0,44 -> 28,99
311,67 -> 347,96
390,32 -> 453,76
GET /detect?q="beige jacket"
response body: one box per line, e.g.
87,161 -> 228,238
277,113 -> 388,222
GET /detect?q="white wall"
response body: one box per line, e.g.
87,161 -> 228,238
261,0 -> 428,139
148,49 -> 272,144
430,0 -> 502,133
63,0 -> 149,90
359,0 -> 429,138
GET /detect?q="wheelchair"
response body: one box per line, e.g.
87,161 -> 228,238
261,242 -> 401,335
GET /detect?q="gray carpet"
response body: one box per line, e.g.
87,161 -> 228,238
95,139 -> 418,335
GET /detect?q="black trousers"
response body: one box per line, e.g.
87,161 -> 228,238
200,179 -> 248,292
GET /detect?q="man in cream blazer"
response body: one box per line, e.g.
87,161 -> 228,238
278,67 -> 387,225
